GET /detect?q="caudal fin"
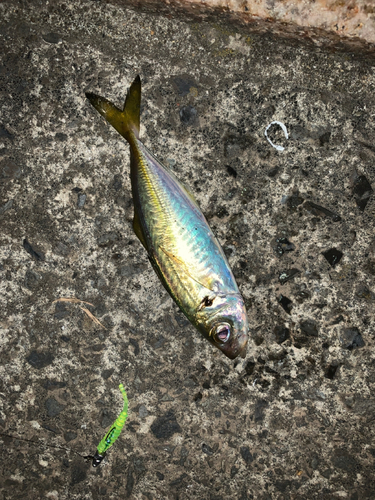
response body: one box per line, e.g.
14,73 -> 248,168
85,75 -> 141,140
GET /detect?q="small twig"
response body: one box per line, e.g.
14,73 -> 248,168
80,307 -> 107,330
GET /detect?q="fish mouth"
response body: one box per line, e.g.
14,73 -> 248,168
220,333 -> 248,360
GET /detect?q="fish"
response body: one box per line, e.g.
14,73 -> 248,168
85,76 -> 249,359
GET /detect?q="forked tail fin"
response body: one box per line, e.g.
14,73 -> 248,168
85,75 -> 141,141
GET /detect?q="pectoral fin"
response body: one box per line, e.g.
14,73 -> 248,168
159,246 -> 214,292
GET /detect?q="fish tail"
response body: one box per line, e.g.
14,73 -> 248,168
85,75 -> 141,141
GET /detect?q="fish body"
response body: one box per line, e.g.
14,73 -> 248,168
86,76 -> 248,359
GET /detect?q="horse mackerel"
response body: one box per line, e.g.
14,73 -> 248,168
86,76 -> 249,359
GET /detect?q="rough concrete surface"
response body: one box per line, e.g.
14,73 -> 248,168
0,1 -> 375,499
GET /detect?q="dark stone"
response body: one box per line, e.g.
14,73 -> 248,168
54,302 -> 69,320
98,232 -> 119,247
126,467 -> 134,498
23,239 -> 45,261
179,105 -> 197,126
331,315 -> 344,325
42,32 -> 62,44
120,263 -> 147,278
0,125 -> 13,139
230,466 -> 239,477
240,446 -> 253,464
24,270 -> 40,290
304,201 -> 341,221
274,326 -> 290,344
179,446 -> 188,465
133,456 -> 147,478
300,320 -> 319,337
0,199 -> 13,215
278,268 -> 300,285
101,368 -> 114,379
1,159 -> 21,179
64,431 -> 77,442
77,193 -> 86,207
43,380 -> 67,390
70,464 -> 87,485
352,175 -> 373,211
45,397 -> 65,417
169,473 -> 188,487
319,130 -> 331,146
216,206 -> 229,218
287,192 -> 304,211
54,242 -> 70,256
332,452 -> 359,472
172,75 -> 197,96
295,289 -> 311,303
26,351 -> 54,369
277,294 -> 293,314
202,443 -> 214,455
254,399 -> 268,422
226,165 -> 237,177
152,336 -> 165,349
355,284 -> 375,301
267,166 -> 279,177
275,237 -> 295,256
156,472 -> 164,480
194,392 -> 202,402
322,248 -> 343,267
111,174 -> 123,191
42,424 -> 59,434
275,480 -> 292,492
341,327 -> 365,350
252,331 -> 263,345
129,338 -> 140,356
324,362 -> 339,379
321,469 -> 331,479
150,410 -> 181,439
244,360 -> 256,375
100,409 -> 115,428
55,132 -> 68,141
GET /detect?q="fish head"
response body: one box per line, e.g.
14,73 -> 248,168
197,293 -> 249,359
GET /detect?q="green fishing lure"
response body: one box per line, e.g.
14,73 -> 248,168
91,384 -> 128,467
1,384 -> 129,468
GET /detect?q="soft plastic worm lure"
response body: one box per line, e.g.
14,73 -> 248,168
90,384 -> 128,467
0,385 -> 128,467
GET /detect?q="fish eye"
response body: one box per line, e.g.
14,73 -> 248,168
212,323 -> 231,344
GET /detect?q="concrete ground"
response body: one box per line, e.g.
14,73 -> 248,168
0,1 -> 374,499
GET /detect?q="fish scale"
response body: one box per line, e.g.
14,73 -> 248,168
86,75 -> 249,359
